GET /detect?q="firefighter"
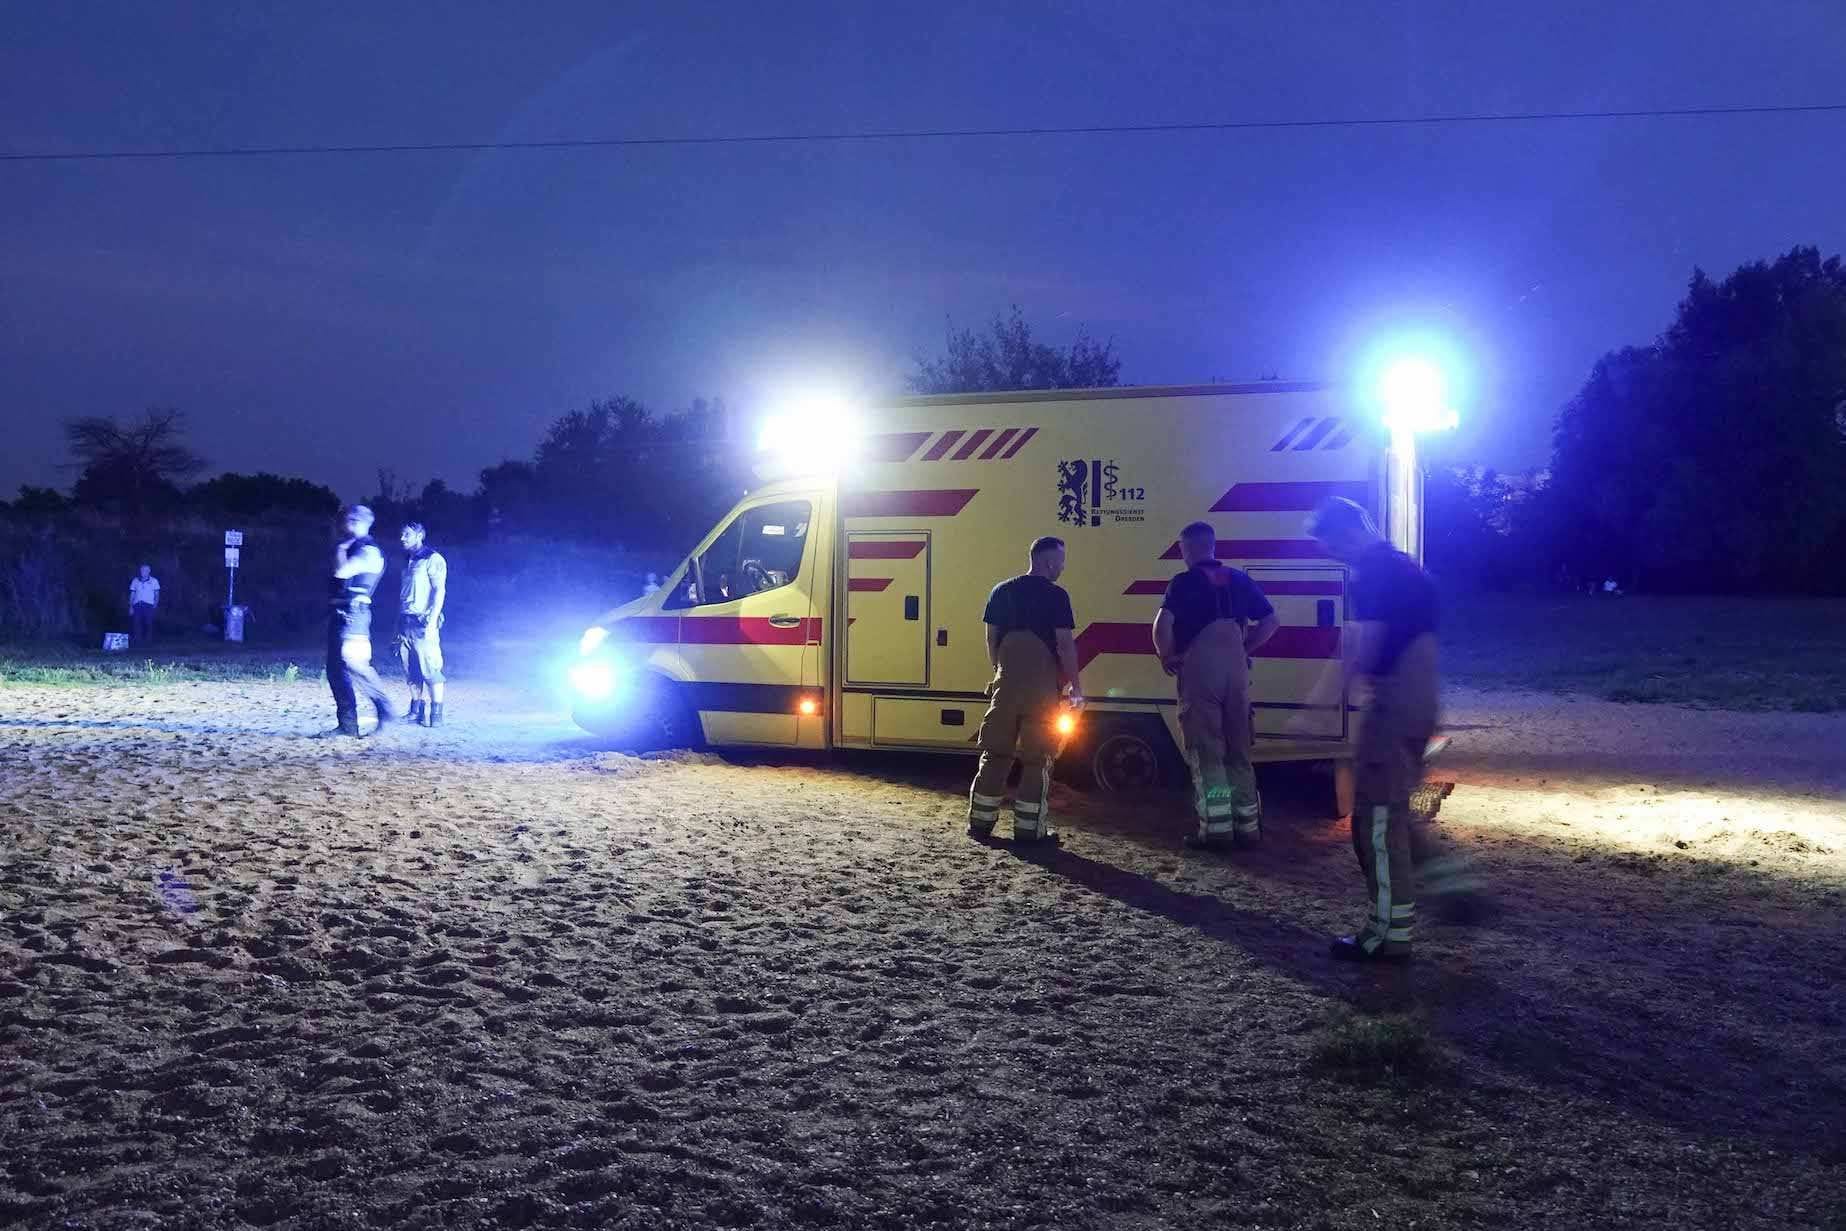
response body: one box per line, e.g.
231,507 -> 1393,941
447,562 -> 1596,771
327,504 -> 395,737
968,536 -> 1082,844
1308,497 -> 1440,962
397,521 -> 449,727
1152,521 -> 1279,850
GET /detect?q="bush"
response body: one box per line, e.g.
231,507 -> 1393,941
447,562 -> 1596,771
0,508 -> 654,648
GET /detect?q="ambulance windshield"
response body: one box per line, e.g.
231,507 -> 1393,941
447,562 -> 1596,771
669,499 -> 811,608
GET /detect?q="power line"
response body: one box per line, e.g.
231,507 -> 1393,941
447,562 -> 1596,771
4,101 -> 1844,164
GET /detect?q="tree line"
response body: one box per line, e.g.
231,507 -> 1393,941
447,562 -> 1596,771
8,257 -> 1846,598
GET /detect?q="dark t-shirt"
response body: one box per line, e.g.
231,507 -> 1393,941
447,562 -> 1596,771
1351,541 -> 1438,675
1161,562 -> 1275,657
983,574 -> 1076,661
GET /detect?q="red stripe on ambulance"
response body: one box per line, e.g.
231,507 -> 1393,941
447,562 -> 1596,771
1124,577 -> 1343,597
1157,538 -> 1332,561
861,431 -> 933,462
1208,481 -> 1370,512
847,578 -> 893,592
842,489 -> 978,518
847,539 -> 928,559
1075,622 -> 1339,670
921,431 -> 964,461
678,617 -> 823,646
950,429 -> 995,460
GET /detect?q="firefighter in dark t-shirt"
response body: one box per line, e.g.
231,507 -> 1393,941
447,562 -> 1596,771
1308,497 -> 1440,962
967,537 -> 1082,844
1152,521 -> 1279,850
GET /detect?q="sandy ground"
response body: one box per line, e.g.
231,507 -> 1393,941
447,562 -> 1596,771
1,677 -> 1842,1230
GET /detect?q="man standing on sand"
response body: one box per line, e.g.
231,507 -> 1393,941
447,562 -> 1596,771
127,564 -> 160,645
1152,521 -> 1279,851
1308,497 -> 1441,963
397,522 -> 449,727
327,504 -> 395,737
968,536 -> 1082,845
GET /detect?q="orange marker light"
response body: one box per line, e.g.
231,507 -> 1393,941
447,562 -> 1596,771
1055,711 -> 1076,737
798,697 -> 820,716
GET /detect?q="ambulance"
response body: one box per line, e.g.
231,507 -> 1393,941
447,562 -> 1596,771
569,382 -> 1426,810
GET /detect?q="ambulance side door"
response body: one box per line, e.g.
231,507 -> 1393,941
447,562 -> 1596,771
664,494 -> 821,747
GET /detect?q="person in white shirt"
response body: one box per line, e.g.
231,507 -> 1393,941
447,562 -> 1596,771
642,571 -> 661,597
397,522 -> 449,726
128,565 -> 160,645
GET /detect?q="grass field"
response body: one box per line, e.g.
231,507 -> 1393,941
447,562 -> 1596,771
0,639 -> 315,687
1442,592 -> 1846,713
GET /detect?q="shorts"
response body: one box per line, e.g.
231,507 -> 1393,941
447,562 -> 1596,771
398,616 -> 445,685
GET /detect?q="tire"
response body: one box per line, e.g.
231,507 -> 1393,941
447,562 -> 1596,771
574,677 -> 702,751
1078,715 -> 1184,793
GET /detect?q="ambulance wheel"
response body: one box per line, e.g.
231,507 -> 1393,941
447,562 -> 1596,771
574,679 -> 702,750
1082,717 -> 1182,794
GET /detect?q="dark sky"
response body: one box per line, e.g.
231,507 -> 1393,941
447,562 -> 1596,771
5,1 -> 1843,501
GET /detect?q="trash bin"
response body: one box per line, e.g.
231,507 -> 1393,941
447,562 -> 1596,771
225,605 -> 247,643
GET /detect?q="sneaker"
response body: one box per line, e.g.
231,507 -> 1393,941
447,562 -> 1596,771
1328,935 -> 1411,963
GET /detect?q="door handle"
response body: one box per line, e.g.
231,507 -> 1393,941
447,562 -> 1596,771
768,614 -> 803,628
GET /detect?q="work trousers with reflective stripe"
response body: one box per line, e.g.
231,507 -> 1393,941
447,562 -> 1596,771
969,631 -> 1061,838
1177,619 -> 1259,841
1350,633 -> 1440,953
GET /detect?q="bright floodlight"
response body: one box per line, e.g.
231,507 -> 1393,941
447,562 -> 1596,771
1378,356 -> 1460,433
578,626 -> 609,656
756,392 -> 862,477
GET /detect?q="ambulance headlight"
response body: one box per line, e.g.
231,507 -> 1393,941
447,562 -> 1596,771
578,625 -> 610,656
569,659 -> 620,701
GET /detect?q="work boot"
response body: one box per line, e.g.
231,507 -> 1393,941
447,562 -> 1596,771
1329,935 -> 1411,964
427,703 -> 444,728
1183,832 -> 1231,853
404,699 -> 425,724
336,713 -> 362,738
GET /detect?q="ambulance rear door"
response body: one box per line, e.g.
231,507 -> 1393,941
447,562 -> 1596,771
844,531 -> 931,687
1246,566 -> 1349,742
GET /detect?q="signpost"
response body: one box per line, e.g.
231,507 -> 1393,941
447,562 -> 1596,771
223,531 -> 245,642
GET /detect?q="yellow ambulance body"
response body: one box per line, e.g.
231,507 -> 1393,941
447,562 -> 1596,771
572,383 -> 1421,797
